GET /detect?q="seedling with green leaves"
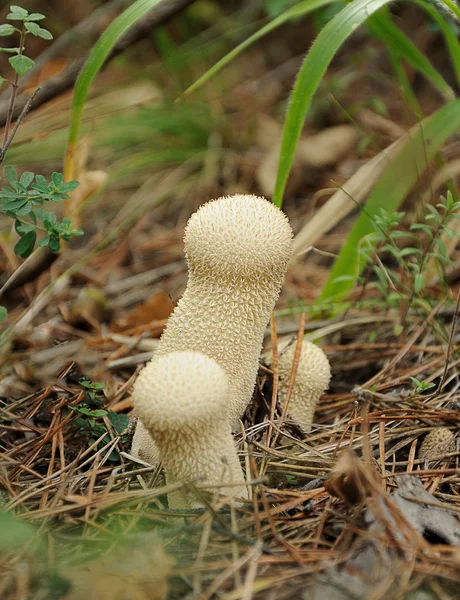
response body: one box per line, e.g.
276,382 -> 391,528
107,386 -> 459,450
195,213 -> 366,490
409,376 -> 436,395
70,378 -> 129,462
0,4 -> 82,310
0,166 -> 82,257
0,5 -> 52,160
356,191 -> 460,324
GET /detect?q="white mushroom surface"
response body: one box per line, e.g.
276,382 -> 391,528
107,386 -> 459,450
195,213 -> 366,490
132,194 -> 293,463
277,340 -> 331,431
133,351 -> 247,508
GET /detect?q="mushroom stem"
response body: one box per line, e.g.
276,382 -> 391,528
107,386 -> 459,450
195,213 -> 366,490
133,351 -> 248,508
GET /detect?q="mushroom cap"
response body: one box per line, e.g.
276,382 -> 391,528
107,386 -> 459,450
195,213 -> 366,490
419,427 -> 456,461
278,340 -> 331,396
184,194 -> 293,280
133,351 -> 229,431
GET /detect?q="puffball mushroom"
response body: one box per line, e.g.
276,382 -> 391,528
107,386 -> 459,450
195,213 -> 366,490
133,351 -> 247,508
419,427 -> 456,462
132,194 -> 293,463
276,340 -> 331,431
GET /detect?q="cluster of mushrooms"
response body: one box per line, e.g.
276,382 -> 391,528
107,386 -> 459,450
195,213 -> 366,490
131,194 -> 331,508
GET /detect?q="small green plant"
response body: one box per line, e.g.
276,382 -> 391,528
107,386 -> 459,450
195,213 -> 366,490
357,191 -> 460,318
0,166 -> 82,257
70,378 -> 129,462
0,6 -> 82,265
409,376 -> 436,394
0,5 -> 53,161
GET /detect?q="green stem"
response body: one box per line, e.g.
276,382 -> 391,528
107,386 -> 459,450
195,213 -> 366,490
1,27 -> 27,155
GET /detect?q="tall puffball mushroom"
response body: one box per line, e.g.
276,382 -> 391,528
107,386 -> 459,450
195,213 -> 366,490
132,194 -> 293,463
276,340 -> 331,432
133,351 -> 247,508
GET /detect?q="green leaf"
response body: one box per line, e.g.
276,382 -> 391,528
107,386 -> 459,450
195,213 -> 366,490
4,164 -> 18,184
14,230 -> 36,257
318,100 -> 460,303
43,212 -> 56,228
0,510 -> 38,549
67,0 -> 165,153
181,0 -> 335,98
89,409 -> 108,418
1,199 -> 27,212
13,201 -> 32,216
367,8 -> 454,101
437,238 -> 447,257
37,236 -> 49,247
410,223 -> 433,235
414,272 -> 425,293
273,0 -> 393,207
36,27 -> 52,40
0,47 -> 19,53
15,220 -> 35,235
48,237 -> 60,253
7,6 -> 28,20
415,0 -> 460,89
60,180 -> 80,192
9,54 -> 34,76
0,306 -> 6,322
9,6 -> 28,16
51,172 -> 63,187
108,411 -> 130,434
25,22 -> 52,39
27,13 -> 46,21
399,247 -> 422,257
19,171 -> 34,188
25,22 -> 39,35
0,24 -> 15,36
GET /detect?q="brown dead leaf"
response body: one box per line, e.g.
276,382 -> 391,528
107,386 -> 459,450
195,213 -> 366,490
325,449 -> 381,505
68,286 -> 110,327
113,291 -> 174,333
256,118 -> 359,197
296,125 -> 359,168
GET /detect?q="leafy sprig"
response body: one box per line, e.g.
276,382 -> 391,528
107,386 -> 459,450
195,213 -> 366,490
1,166 -> 83,257
0,5 -> 52,85
69,378 -> 129,463
358,191 -> 460,313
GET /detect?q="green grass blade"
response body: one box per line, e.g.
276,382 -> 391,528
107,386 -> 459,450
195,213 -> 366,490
367,8 -> 454,101
388,44 -> 423,118
65,0 -> 162,179
319,99 -> 460,304
273,0 -> 394,208
181,0 -> 337,98
440,0 -> 460,21
415,0 -> 460,88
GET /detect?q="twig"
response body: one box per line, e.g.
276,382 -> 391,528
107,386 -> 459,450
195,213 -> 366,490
272,313 -> 306,448
0,86 -> 41,164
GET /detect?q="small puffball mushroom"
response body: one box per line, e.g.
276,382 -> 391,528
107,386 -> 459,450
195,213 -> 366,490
133,351 -> 247,508
276,340 -> 331,431
418,427 -> 456,462
132,194 -> 293,462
